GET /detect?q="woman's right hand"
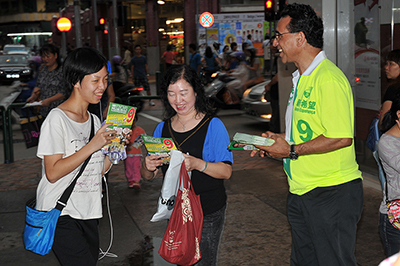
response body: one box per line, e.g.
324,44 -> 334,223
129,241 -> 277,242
90,123 -> 117,151
26,94 -> 37,103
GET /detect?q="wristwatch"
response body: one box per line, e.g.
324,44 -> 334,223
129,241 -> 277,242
289,145 -> 299,160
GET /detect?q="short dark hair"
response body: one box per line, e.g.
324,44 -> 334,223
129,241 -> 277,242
39,43 -> 61,68
134,44 -> 141,49
230,42 -> 237,50
247,34 -> 252,40
280,3 -> 324,49
63,47 -> 108,94
386,49 -> 400,68
189,43 -> 197,51
159,64 -> 212,119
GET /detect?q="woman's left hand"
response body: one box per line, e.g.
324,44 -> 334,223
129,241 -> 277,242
183,153 -> 205,172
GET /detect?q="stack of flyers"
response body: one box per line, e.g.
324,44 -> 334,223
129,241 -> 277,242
228,132 -> 275,151
141,135 -> 177,164
101,102 -> 136,164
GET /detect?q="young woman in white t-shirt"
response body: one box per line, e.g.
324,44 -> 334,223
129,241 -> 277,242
36,47 -> 119,265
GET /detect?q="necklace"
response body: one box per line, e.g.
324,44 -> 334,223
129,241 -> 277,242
176,114 -> 196,131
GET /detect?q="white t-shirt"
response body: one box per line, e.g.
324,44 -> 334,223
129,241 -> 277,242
36,108 -> 104,220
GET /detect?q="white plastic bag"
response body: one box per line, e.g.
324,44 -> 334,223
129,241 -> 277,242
151,150 -> 190,222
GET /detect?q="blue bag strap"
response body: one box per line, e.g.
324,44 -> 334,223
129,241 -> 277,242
55,114 -> 95,211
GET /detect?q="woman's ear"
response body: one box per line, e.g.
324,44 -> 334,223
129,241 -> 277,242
396,110 -> 400,120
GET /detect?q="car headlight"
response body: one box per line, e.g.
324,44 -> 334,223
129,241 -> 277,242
0,70 -> 3,75
242,88 -> 252,99
261,94 -> 268,103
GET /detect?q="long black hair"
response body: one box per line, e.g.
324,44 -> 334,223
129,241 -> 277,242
382,91 -> 400,133
159,64 -> 213,120
205,46 -> 213,58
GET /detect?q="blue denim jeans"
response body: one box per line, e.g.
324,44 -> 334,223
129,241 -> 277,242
379,212 -> 400,257
194,204 -> 226,266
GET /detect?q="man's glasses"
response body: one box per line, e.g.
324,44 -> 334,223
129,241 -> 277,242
275,32 -> 296,42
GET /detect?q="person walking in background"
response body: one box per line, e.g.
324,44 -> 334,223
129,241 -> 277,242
130,45 -> 155,106
219,45 -> 230,67
26,44 -> 67,118
35,47 -> 121,266
121,45 -> 132,78
189,43 -> 202,75
378,92 -> 400,257
141,65 -> 233,266
379,50 -> 400,129
247,3 -> 363,266
125,116 -> 145,190
244,34 -> 253,47
262,34 -> 271,75
242,46 -> 262,92
212,42 -> 221,58
230,42 -> 238,52
202,46 -> 221,85
161,44 -> 176,70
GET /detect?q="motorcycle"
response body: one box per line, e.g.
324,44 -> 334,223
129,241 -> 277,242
203,70 -> 243,113
113,82 -> 145,113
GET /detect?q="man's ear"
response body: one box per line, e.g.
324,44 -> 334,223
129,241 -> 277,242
296,32 -> 306,47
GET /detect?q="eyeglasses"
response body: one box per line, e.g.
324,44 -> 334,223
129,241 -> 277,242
275,32 -> 296,42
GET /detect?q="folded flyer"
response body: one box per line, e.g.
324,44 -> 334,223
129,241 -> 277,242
141,135 -> 177,164
101,103 -> 137,164
228,132 -> 275,151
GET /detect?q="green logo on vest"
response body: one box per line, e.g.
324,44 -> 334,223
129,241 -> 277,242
304,87 -> 313,98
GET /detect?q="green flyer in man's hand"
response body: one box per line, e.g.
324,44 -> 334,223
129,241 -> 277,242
228,132 -> 275,151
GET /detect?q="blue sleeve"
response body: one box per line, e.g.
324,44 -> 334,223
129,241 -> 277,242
196,54 -> 202,65
153,121 -> 165,137
203,118 -> 233,164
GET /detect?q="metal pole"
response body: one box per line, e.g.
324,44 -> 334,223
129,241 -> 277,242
74,0 -> 82,48
107,24 -> 112,61
59,8 -> 67,60
196,0 -> 199,45
112,0 -> 119,55
6,108 -> 14,163
0,107 -> 10,163
93,0 -> 99,51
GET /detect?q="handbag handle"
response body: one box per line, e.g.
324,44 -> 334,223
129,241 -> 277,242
55,114 -> 95,211
179,161 -> 194,191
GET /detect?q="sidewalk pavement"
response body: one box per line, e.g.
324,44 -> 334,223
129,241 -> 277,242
0,148 -> 387,266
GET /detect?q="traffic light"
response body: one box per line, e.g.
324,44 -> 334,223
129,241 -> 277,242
264,0 -> 276,21
96,18 -> 106,31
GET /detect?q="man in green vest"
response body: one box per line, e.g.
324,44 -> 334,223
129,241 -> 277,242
252,3 -> 363,266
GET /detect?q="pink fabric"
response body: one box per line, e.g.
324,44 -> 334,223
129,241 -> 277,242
124,156 -> 141,182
